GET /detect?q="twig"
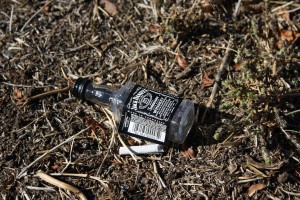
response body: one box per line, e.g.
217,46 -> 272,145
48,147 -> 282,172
179,183 -> 203,186
274,108 -> 300,152
237,177 -> 264,183
150,0 -> 158,21
96,108 -> 117,176
175,62 -> 194,79
233,0 -> 242,18
98,5 -> 110,17
2,81 -> 53,88
276,7 -> 300,14
279,187 -> 300,197
271,1 -> 294,12
21,190 -> 31,200
20,1 -> 53,32
12,116 -> 44,134
36,172 -> 88,200
103,107 -> 139,163
280,127 -> 300,152
22,84 -> 71,107
26,186 -> 56,192
198,191 -> 209,200
85,41 -> 102,57
201,40 -> 232,123
50,173 -> 114,200
212,132 -> 234,157
179,184 -> 191,197
270,1 -> 300,7
9,6 -> 14,33
61,138 -> 75,172
64,44 -> 87,54
17,127 -> 90,179
42,100 -> 54,131
153,161 -> 166,188
50,173 -> 108,187
96,107 -> 138,176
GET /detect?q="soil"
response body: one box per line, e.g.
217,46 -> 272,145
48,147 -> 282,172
1,0 -> 300,199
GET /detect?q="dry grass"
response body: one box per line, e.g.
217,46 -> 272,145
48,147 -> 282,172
1,0 -> 300,199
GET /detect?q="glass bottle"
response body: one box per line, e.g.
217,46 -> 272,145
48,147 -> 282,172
72,78 -> 194,144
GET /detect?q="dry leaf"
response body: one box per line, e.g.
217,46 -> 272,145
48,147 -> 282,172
44,5 -> 50,13
181,147 -> 195,159
52,163 -> 60,169
127,138 -> 137,146
280,29 -> 300,42
233,63 -> 241,71
201,0 -> 213,17
83,117 -> 109,145
200,0 -> 222,17
148,25 -> 161,33
277,29 -> 300,48
176,54 -> 189,69
247,183 -> 267,197
201,71 -> 215,88
280,29 -> 294,42
12,87 -> 27,105
13,87 -> 23,99
100,0 -> 118,16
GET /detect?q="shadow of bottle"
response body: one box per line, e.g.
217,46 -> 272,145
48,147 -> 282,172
183,103 -> 236,148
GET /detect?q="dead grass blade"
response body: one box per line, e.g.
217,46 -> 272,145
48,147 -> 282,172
36,172 -> 88,200
17,127 -> 90,179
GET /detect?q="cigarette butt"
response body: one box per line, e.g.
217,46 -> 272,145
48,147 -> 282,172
119,144 -> 165,155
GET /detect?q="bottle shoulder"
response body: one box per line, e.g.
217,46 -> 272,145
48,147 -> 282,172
114,82 -> 136,100
110,82 -> 137,122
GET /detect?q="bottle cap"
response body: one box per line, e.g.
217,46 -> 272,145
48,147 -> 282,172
72,78 -> 92,100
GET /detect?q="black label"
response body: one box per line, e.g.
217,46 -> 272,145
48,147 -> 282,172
118,84 -> 182,144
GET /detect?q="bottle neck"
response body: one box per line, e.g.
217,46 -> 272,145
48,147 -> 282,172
72,78 -> 115,107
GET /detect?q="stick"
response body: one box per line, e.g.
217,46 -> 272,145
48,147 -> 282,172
270,1 -> 300,7
2,81 -> 52,88
50,173 -> 108,187
85,41 -> 102,57
50,173 -> 114,199
22,84 -> 71,107
201,40 -> 232,123
36,172 -> 88,200
274,108 -> 300,152
280,127 -> 300,152
271,1 -> 294,12
103,108 -> 139,162
153,161 -> 166,188
96,107 -> 138,176
280,187 -> 300,197
26,186 -> 56,192
9,6 -> 14,33
233,0 -> 242,18
17,127 -> 90,179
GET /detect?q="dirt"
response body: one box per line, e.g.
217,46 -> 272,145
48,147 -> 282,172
1,0 -> 300,199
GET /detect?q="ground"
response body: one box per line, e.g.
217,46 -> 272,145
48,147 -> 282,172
1,0 -> 300,199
